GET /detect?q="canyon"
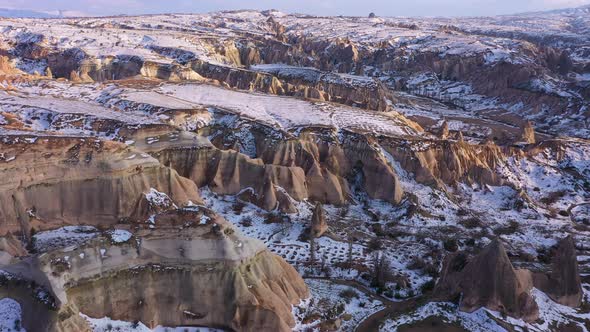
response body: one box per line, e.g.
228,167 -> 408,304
0,5 -> 589,332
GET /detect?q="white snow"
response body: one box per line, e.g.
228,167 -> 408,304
146,84 -> 419,137
0,298 -> 25,332
145,188 -> 177,209
81,314 -> 223,332
33,225 -> 98,252
294,279 -> 384,331
0,297 -> 26,332
106,229 -> 133,243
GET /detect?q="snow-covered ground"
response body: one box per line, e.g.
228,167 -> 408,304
380,287 -> 590,332
81,314 -> 224,332
293,279 -> 385,331
106,229 -> 132,244
0,298 -> 25,332
152,84 -> 419,137
33,225 -> 98,252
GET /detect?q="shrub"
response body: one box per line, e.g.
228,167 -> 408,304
371,223 -> 385,236
443,238 -> 458,252
494,220 -> 519,235
421,279 -> 436,293
367,238 -> 382,251
264,212 -> 289,224
460,217 -> 481,229
407,256 -> 426,270
540,190 -> 566,206
339,288 -> 358,303
338,206 -> 349,218
240,216 -> 253,227
232,201 -> 245,214
323,302 -> 345,320
424,263 -> 439,277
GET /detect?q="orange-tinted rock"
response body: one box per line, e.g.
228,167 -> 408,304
311,203 -> 328,238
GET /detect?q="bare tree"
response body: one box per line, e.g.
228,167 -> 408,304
371,251 -> 391,290
347,235 -> 354,269
309,235 -> 316,266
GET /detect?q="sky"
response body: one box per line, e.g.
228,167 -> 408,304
1,0 -> 589,17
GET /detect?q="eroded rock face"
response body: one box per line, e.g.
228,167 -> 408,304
533,236 -> 583,307
0,55 -> 21,76
0,133 -> 309,332
434,239 -> 539,322
152,145 -> 307,212
382,138 -> 507,187
310,203 -> 327,238
0,210 -> 309,332
0,135 -> 200,237
42,214 -> 309,332
520,121 -> 536,144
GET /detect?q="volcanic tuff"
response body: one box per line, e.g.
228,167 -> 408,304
0,5 -> 590,332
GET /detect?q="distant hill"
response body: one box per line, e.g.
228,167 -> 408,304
0,8 -> 58,18
0,8 -> 88,18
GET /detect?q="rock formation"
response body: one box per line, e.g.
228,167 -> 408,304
0,132 -> 309,331
1,210 -> 309,332
0,55 -> 21,76
0,135 -> 200,236
434,239 -> 539,322
0,9 -> 589,331
439,120 -> 450,139
533,236 -> 583,307
310,203 -> 328,238
520,121 -> 536,144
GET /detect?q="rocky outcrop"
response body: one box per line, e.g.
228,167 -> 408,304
520,121 -> 536,144
382,138 -> 507,187
152,145 -> 307,212
0,233 -> 26,261
1,210 -> 309,332
190,59 -> 392,111
28,210 -> 307,332
46,50 -> 204,82
0,135 -> 201,238
254,129 -> 403,204
434,239 -> 539,322
310,203 -> 327,238
0,55 -> 22,76
439,120 -> 450,139
533,236 -> 583,307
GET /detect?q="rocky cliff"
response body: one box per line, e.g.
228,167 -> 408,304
434,239 -> 539,322
0,132 -> 309,331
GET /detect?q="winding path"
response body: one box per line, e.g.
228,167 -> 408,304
303,276 -> 424,332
